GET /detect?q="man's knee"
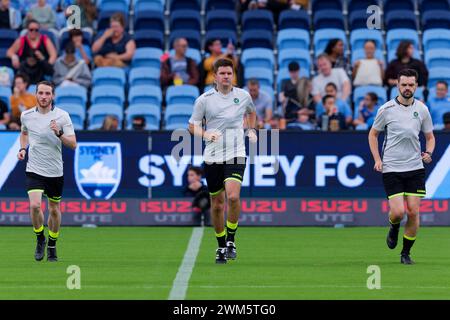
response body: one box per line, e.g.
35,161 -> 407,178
390,207 -> 405,220
48,203 -> 61,216
227,192 -> 240,204
30,200 -> 42,213
211,197 -> 225,212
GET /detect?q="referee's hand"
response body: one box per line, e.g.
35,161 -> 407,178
374,160 -> 383,172
17,149 -> 26,161
421,152 -> 432,164
203,131 -> 221,142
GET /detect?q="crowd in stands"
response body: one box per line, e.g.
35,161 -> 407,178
0,0 -> 450,132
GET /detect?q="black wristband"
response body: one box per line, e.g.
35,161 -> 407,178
19,148 -> 27,152
425,151 -> 432,156
56,129 -> 64,137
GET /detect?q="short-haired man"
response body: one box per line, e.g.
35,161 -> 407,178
246,78 -> 272,129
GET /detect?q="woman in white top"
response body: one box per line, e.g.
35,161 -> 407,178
352,40 -> 384,86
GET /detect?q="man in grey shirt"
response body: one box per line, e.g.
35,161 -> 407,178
369,69 -> 435,265
17,81 -> 77,262
246,78 -> 272,128
189,58 -> 256,264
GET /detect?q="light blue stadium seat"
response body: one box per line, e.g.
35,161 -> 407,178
276,68 -> 309,91
57,103 -> 86,130
126,103 -> 161,130
206,9 -> 237,32
203,85 -> 213,93
313,9 -> 345,30
0,86 -> 11,110
241,48 -> 275,70
277,29 -> 310,51
169,48 -> 202,65
129,67 -> 160,87
353,85 -> 387,107
27,84 -> 36,94
164,104 -> 194,130
278,49 -> 311,74
170,0 -> 200,11
389,86 -> 425,101
386,28 -> 419,54
350,49 -> 384,65
430,100 -> 450,125
241,30 -> 273,50
92,67 -> 126,87
134,0 -> 164,12
132,48 -> 163,69
242,9 -> 274,32
0,66 -> 14,87
166,85 -> 199,105
425,49 -> 450,69
313,28 -> 346,56
423,29 -> 450,51
244,67 -> 273,87
55,85 -> 88,109
429,68 -> 450,88
278,10 -> 309,30
169,9 -> 201,32
385,10 -> 416,30
350,29 -> 383,50
88,103 -> 123,130
98,0 -> 129,13
128,85 -> 162,106
91,85 -> 125,106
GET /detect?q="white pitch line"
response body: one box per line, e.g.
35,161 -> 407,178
168,227 -> 204,300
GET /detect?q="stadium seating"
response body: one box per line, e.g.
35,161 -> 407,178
98,0 -> 129,13
385,10 -> 417,30
206,10 -> 237,32
244,68 -> 273,87
132,48 -> 163,69
383,0 -> 415,13
350,29 -> 384,51
242,10 -> 274,32
166,85 -> 199,105
278,49 -> 311,74
58,103 -> 86,130
313,28 -> 347,56
425,49 -> 450,69
92,67 -> 126,87
128,85 -> 162,106
430,101 -> 450,125
278,10 -> 309,30
204,30 -> 238,48
126,103 -> 161,130
386,28 -> 419,53
0,48 -> 10,68
55,86 -> 88,108
419,0 -> 450,13
134,10 -> 164,32
170,0 -> 200,11
276,68 -> 310,91
169,30 -> 202,50
129,67 -> 161,87
353,85 -> 388,107
423,29 -> 450,51
422,11 -> 450,30
241,30 -> 273,50
88,103 -> 124,130
277,29 -> 310,51
164,104 -> 194,130
0,67 -> 14,87
348,9 -> 370,31
241,48 -> 275,70
428,68 -> 450,87
91,85 -> 125,106
170,10 -> 201,32
312,0 -> 342,11
313,10 -> 345,30
348,0 -> 379,14
59,30 -> 92,51
134,30 -> 164,49
134,0 -> 164,12
205,0 -> 236,11
0,29 -> 18,50
0,86 -> 11,110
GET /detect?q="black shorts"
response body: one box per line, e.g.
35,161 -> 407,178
26,172 -> 64,203
382,168 -> 426,199
203,157 -> 246,196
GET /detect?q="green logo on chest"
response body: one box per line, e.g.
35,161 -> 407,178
413,111 -> 419,118
234,98 -> 240,104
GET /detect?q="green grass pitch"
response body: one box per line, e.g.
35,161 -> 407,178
1,226 -> 450,300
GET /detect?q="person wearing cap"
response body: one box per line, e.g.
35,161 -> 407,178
279,61 -> 315,123
53,41 -> 91,88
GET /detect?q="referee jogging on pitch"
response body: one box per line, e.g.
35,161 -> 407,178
369,69 -> 435,265
189,58 -> 257,264
17,81 -> 77,262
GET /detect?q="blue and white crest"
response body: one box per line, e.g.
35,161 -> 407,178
75,142 -> 122,199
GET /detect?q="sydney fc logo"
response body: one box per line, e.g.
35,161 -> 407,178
74,142 -> 122,199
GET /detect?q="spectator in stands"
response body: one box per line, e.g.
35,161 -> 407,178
247,78 -> 273,129
352,40 -> 384,87
241,0 -> 268,10
385,41 -> 428,89
429,81 -> 450,126
0,0 -> 21,29
279,61 -> 315,123
269,114 -> 285,129
160,38 -> 200,91
69,28 -> 91,65
53,42 -> 92,88
353,92 -> 379,129
286,110 -> 316,130
0,99 -> 10,130
19,54 -> 54,84
443,112 -> 450,131
317,95 -> 347,131
23,0 -> 57,30
7,19 -> 57,69
132,116 -> 146,131
315,82 -> 352,126
8,74 -> 37,130
92,13 -> 136,68
201,38 -> 239,89
100,115 -> 119,131
312,54 -> 351,104
430,80 -> 450,104
74,0 -> 97,33
324,39 -> 348,71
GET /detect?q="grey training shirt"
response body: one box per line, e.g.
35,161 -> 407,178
372,98 -> 434,173
21,106 -> 75,177
189,87 -> 256,163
